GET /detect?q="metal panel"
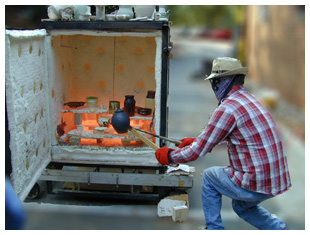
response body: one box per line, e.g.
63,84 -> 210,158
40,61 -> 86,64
42,21 -> 169,31
159,23 -> 170,145
40,169 -> 193,188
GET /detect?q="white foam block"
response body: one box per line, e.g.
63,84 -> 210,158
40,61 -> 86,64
172,205 -> 189,222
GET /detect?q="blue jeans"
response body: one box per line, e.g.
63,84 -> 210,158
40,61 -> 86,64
201,166 -> 286,230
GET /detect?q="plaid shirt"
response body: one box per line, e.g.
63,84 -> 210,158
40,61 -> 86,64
170,85 -> 291,195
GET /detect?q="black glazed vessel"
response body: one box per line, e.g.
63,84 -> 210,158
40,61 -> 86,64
124,95 -> 136,117
110,108 -> 130,134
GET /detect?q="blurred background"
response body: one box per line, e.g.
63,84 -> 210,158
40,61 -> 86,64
5,5 -> 305,230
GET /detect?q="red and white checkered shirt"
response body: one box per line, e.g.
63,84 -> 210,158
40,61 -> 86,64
170,85 -> 291,195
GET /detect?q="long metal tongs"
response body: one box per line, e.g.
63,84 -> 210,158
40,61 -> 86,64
133,127 -> 182,146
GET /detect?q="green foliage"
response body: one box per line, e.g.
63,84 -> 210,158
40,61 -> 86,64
105,5 -> 119,14
168,5 -> 244,28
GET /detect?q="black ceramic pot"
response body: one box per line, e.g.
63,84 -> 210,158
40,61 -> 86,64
124,95 -> 136,117
110,108 -> 130,134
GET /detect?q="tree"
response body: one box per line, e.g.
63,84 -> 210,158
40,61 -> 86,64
168,5 -> 244,29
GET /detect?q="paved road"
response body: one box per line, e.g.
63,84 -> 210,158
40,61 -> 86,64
23,36 -> 305,230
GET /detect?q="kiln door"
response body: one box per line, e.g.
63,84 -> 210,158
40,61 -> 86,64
5,29 -> 52,200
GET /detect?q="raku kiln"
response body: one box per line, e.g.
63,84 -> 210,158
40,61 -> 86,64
5,21 -> 193,203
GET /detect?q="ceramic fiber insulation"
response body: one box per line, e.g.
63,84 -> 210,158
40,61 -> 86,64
5,29 -> 51,200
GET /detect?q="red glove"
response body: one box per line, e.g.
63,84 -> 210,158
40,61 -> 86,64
155,147 -> 175,166
177,137 -> 196,148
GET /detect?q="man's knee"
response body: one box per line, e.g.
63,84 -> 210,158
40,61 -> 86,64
203,166 -> 221,179
232,200 -> 247,217
202,166 -> 223,188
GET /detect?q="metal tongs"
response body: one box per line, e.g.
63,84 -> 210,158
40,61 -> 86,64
133,128 -> 182,146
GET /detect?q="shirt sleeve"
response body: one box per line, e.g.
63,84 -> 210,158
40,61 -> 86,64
170,106 -> 236,163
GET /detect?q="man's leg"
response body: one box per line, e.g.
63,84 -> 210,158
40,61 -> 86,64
201,166 -> 226,229
232,200 -> 286,230
201,166 -> 286,230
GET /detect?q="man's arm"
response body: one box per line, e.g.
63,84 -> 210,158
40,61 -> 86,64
169,106 -> 236,163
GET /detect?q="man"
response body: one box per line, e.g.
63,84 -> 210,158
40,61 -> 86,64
155,57 -> 291,230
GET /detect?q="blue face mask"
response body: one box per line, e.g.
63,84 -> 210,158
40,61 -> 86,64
210,75 -> 236,105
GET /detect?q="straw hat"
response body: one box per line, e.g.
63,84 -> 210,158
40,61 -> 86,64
205,57 -> 248,80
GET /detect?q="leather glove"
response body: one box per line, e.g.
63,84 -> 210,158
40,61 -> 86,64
177,137 -> 196,148
155,147 -> 175,166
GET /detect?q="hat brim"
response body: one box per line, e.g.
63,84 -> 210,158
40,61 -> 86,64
205,67 -> 248,80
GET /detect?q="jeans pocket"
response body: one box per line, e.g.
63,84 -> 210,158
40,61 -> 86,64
219,172 -> 246,199
238,188 -> 271,202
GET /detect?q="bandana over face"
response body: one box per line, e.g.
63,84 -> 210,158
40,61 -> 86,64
210,75 -> 236,105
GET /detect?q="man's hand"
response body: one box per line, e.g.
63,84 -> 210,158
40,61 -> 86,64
155,147 -> 174,166
177,137 -> 196,148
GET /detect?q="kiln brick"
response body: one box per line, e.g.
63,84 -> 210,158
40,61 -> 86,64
74,113 -> 82,125
158,199 -> 186,217
157,194 -> 189,218
172,205 -> 189,222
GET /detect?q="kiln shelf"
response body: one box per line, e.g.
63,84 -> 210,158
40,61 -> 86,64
67,129 -> 126,140
62,107 -> 108,114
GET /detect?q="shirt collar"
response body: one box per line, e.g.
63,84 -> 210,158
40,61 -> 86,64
220,85 -> 244,104
228,85 -> 243,96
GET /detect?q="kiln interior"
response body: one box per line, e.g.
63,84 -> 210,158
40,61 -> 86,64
50,34 -> 159,148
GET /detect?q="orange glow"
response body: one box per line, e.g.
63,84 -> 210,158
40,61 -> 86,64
97,46 -> 104,53
82,119 -> 97,130
59,112 -> 155,148
84,63 -> 91,70
148,66 -> 155,74
83,35 -> 90,40
135,47 -> 143,54
117,64 -> 124,72
99,80 -> 106,88
80,139 -> 98,145
119,36 -> 126,41
79,138 -> 145,147
137,81 -> 145,89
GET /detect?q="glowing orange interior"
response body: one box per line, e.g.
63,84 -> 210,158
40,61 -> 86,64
52,35 -> 158,148
60,112 -> 155,147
